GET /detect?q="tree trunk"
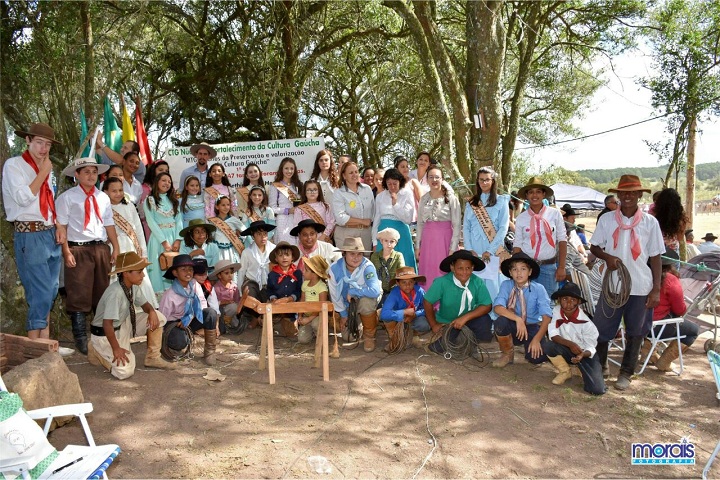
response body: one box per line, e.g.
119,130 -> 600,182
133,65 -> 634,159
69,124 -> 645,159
81,0 -> 94,121
685,115 -> 697,229
280,1 -> 299,139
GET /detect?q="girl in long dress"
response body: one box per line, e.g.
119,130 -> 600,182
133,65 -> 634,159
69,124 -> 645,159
180,175 -> 205,228
309,149 -> 339,208
208,195 -> 245,283
138,160 -> 169,242
143,172 -> 183,293
416,165 -> 461,288
236,162 -> 265,214
268,157 -> 302,244
372,168 -> 417,269
293,179 -> 335,243
239,185 -> 275,247
204,162 -> 237,218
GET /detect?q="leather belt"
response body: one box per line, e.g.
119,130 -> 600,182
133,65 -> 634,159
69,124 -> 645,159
14,221 -> 54,233
68,240 -> 106,247
537,256 -> 558,266
90,325 -> 121,336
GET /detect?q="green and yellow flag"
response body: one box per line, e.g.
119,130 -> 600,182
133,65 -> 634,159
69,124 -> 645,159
103,96 -> 124,152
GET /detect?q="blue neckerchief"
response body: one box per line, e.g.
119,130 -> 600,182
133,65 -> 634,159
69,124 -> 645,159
172,279 -> 203,327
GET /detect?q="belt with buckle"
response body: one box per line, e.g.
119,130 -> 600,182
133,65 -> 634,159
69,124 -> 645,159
537,256 -> 557,266
68,240 -> 106,247
14,221 -> 54,233
90,325 -> 121,336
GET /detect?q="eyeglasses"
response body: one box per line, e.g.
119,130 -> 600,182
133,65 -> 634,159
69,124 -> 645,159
478,178 -> 493,184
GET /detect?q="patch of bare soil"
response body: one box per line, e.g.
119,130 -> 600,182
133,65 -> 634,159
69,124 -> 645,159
51,327 -> 720,479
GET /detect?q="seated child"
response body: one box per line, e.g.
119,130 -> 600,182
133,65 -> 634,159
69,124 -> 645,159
380,266 -> 430,353
179,219 -> 220,267
423,250 -> 493,356
370,227 -> 405,306
193,258 -> 221,336
267,241 -> 303,337
297,255 -> 330,345
159,254 -> 219,365
209,259 -> 245,335
541,282 -> 606,395
237,220 -> 277,328
493,252 -> 553,367
87,252 -> 176,379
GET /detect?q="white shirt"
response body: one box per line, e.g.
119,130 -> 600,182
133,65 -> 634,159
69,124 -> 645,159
56,185 -> 114,242
237,241 -> 276,288
2,155 -> 56,225
296,240 -> 342,268
123,177 -> 143,205
314,174 -> 335,208
372,189 -> 415,246
698,241 -> 720,254
513,206 -> 567,261
590,209 -> 664,296
548,305 -> 598,357
332,183 -> 375,226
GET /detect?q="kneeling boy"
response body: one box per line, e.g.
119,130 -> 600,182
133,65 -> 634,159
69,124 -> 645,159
380,266 -> 430,352
88,252 -> 176,379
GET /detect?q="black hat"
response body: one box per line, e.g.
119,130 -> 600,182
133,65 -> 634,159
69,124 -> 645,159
439,250 -> 485,273
289,219 -> 325,237
192,258 -> 213,275
684,228 -> 693,237
702,232 -> 718,241
240,220 -> 277,237
561,204 -> 578,217
500,252 -> 540,280
163,254 -> 195,279
661,248 -> 679,266
550,282 -> 586,303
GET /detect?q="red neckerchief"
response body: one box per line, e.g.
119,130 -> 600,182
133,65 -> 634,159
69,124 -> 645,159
400,288 -> 416,309
81,185 -> 102,229
200,279 -> 212,298
21,150 -> 56,221
555,307 -> 588,328
272,264 -> 298,284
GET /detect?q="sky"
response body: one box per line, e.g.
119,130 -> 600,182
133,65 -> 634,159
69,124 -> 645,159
520,49 -> 720,172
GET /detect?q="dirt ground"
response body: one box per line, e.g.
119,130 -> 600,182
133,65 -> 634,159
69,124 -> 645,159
49,318 -> 720,479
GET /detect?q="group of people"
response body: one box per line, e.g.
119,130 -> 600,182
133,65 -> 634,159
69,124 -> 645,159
5,123 -> 715,394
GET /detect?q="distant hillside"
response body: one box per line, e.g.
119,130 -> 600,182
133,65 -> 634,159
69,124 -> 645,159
578,162 -> 719,183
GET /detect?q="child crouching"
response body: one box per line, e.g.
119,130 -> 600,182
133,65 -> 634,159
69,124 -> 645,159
541,282 -> 606,395
380,266 -> 430,352
297,255 -> 330,344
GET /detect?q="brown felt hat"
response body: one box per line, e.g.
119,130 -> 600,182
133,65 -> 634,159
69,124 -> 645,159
109,252 -> 150,275
189,142 -> 217,159
335,237 -> 373,254
269,241 -> 301,263
14,122 -> 61,145
517,177 -> 553,199
608,174 -> 651,194
390,266 -> 426,287
303,255 -> 329,280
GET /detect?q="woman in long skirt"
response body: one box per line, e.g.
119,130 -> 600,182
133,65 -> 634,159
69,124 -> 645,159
373,168 -> 416,269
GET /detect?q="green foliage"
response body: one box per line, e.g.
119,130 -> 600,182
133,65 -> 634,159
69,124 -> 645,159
577,162 -> 720,183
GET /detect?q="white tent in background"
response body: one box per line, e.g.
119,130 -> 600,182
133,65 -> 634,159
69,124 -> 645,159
550,183 -> 606,210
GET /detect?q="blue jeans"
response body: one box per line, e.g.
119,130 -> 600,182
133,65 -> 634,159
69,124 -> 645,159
542,339 -> 606,395
430,314 -> 494,353
189,308 -> 218,332
536,263 -> 558,297
494,315 -> 547,364
14,229 -> 61,331
410,315 -> 430,333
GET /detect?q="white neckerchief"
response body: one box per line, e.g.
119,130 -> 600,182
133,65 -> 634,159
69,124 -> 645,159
249,243 -> 271,287
452,275 -> 473,316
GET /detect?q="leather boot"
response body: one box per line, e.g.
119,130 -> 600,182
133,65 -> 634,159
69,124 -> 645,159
281,317 -> 298,338
70,312 -> 88,355
383,321 -> 399,353
655,342 -> 687,372
203,328 -> 217,366
87,340 -> 112,370
360,311 -> 378,352
548,356 -> 572,385
639,338 -> 660,365
492,335 -> 514,368
144,327 -> 178,370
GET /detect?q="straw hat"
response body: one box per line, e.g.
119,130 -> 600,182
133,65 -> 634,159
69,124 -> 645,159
14,122 -> 61,145
517,177 -> 553,199
61,158 -> 110,178
189,142 -> 217,159
303,255 -> 329,280
607,174 -> 651,194
335,237 -> 372,254
109,252 -> 150,275
390,266 -> 426,287
208,259 -> 242,281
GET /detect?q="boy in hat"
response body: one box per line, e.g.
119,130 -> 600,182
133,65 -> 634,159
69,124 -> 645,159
237,220 -> 277,328
3,123 -> 64,340
290,219 -> 341,270
590,174 -> 664,390
209,259 -> 242,334
87,252 -> 177,379
698,232 -> 720,254
541,282 -> 606,395
180,219 -> 221,267
267,241 -> 304,337
297,255 -> 330,345
370,227 -> 405,306
56,158 -> 120,354
159,254 -> 219,365
492,252 -> 553,368
380,266 -> 429,352
423,250 -> 493,356
328,237 -> 382,352
512,177 -> 567,296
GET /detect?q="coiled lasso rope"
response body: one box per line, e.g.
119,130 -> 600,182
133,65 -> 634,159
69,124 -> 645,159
429,324 -> 490,363
601,261 -> 632,318
385,321 -> 412,355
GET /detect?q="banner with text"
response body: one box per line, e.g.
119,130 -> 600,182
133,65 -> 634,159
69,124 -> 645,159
165,138 -> 325,189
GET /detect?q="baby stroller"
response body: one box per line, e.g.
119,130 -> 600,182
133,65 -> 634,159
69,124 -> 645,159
679,252 -> 720,353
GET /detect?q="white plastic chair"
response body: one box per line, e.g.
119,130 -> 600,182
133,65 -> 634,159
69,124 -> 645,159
636,316 -> 686,375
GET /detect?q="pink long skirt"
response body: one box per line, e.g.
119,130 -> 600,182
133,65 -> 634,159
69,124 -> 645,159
418,220 -> 452,289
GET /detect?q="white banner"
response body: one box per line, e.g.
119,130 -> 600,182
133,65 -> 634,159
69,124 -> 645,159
165,138 -> 325,189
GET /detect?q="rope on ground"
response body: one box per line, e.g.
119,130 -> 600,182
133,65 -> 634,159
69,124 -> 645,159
430,324 -> 485,362
411,354 -> 437,479
385,321 -> 412,355
601,261 -> 631,318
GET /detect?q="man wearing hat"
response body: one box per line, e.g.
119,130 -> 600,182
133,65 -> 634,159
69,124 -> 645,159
423,250 -> 493,356
380,267 -> 430,352
56,157 -> 120,354
159,254 -> 219,365
589,174 -> 664,390
87,252 -> 176,379
3,123 -> 64,341
328,237 -> 382,352
290,219 -> 341,270
684,229 -> 700,259
179,142 -> 217,191
698,232 -> 720,254
512,177 -> 567,296
237,220 -> 277,328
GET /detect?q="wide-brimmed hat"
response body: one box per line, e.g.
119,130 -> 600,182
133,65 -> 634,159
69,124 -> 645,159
439,250 -> 484,273
702,232 -> 718,241
269,241 -> 301,263
303,255 -> 329,280
661,248 -> 679,266
550,282 -> 586,303
163,254 -> 195,279
390,266 -> 426,287
500,252 -> 540,280
180,219 -> 216,237
290,219 -> 325,237
517,176 -> 554,199
109,252 -> 150,275
61,158 -> 110,178
561,204 -> 578,217
208,259 -> 242,281
14,122 -> 61,145
192,258 -> 213,275
189,142 -> 217,159
684,228 -> 694,237
240,220 -> 276,237
334,237 -> 372,254
608,174 -> 651,194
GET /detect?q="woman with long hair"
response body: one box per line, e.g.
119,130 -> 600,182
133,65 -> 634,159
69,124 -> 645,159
651,187 -> 689,258
237,162 -> 265,213
310,149 -> 339,207
204,162 -> 237,218
139,160 -> 169,241
268,157 -> 303,244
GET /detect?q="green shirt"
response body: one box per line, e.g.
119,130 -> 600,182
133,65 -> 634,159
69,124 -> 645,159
424,273 -> 491,324
370,250 -> 405,293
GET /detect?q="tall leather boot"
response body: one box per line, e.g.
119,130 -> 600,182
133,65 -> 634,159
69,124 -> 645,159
548,356 -> 572,385
360,311 -> 378,352
639,338 -> 660,366
383,321 -> 399,353
145,327 -> 178,370
492,335 -> 514,368
655,342 -> 687,372
203,328 -> 217,366
70,312 -> 88,355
